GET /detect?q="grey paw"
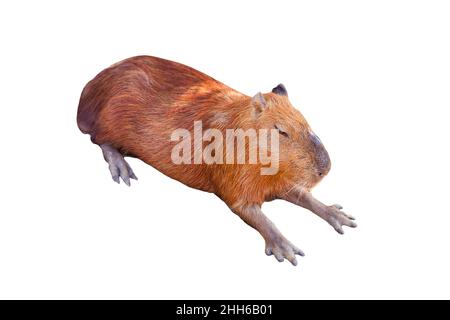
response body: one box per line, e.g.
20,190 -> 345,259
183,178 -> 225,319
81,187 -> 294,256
265,237 -> 305,266
101,145 -> 138,186
327,204 -> 357,234
108,159 -> 137,186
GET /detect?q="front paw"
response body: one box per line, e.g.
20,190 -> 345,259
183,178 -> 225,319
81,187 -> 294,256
326,204 -> 357,234
265,236 -> 305,266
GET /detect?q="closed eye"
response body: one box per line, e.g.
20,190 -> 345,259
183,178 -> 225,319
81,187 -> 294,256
274,125 -> 289,138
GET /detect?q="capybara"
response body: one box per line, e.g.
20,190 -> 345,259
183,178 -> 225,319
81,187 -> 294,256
77,55 -> 356,265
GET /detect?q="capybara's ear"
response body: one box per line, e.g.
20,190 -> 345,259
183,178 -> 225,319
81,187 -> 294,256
251,92 -> 267,118
272,83 -> 288,96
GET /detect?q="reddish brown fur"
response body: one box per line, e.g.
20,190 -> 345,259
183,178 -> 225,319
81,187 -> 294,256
77,55 -> 328,208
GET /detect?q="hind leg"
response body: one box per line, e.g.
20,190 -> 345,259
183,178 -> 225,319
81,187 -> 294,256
100,144 -> 138,186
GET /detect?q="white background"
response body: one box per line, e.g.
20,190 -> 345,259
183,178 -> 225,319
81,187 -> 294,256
1,0 -> 449,299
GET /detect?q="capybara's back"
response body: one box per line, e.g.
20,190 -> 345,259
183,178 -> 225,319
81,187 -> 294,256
78,55 -> 232,142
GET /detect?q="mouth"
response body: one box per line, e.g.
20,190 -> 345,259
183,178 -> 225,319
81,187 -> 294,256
314,168 -> 326,178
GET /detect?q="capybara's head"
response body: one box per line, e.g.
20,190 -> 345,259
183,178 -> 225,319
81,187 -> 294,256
252,84 -> 331,189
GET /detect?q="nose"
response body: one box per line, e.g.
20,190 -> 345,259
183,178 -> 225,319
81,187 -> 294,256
310,132 -> 331,176
316,149 -> 331,176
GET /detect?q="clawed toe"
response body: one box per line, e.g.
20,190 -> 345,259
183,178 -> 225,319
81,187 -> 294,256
126,163 -> 138,181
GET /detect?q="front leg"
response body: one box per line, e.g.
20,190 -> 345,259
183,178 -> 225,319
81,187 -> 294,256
231,204 -> 304,265
281,188 -> 357,234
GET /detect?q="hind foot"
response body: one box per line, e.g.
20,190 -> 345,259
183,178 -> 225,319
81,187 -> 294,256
100,144 -> 137,186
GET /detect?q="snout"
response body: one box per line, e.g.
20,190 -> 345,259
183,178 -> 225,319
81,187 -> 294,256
310,132 -> 331,177
315,148 -> 331,177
